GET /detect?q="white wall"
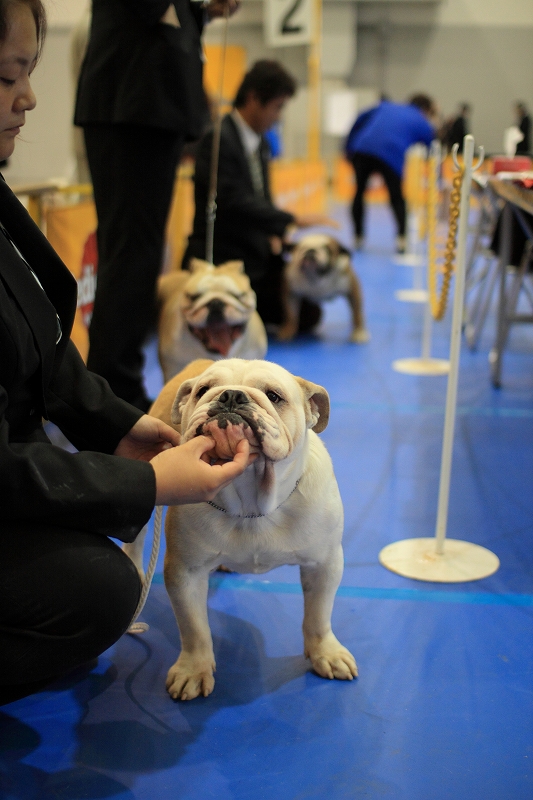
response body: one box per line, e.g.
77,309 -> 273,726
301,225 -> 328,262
43,0 -> 88,28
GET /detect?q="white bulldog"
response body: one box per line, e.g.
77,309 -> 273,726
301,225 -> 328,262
157,259 -> 268,382
278,233 -> 370,343
141,358 -> 357,701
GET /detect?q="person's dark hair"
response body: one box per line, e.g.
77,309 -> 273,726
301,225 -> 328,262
234,60 -> 297,109
0,0 -> 47,61
408,93 -> 435,116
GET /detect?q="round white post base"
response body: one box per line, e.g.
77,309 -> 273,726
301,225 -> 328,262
379,538 -> 500,583
392,357 -> 450,376
394,289 -> 428,303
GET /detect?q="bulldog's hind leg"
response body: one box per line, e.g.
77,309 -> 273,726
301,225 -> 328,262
347,271 -> 370,343
164,562 -> 216,701
277,274 -> 301,341
300,547 -> 358,680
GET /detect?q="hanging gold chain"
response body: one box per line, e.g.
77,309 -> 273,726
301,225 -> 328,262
427,159 -> 464,321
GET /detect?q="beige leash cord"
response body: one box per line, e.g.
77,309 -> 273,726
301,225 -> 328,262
127,505 -> 164,634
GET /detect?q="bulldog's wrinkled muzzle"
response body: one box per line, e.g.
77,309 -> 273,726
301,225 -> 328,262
194,389 -> 262,460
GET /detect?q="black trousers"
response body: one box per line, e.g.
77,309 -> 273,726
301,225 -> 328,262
0,525 -> 141,706
349,152 -> 406,238
83,124 -> 183,411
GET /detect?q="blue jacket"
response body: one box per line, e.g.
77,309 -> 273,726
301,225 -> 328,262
345,101 -> 434,176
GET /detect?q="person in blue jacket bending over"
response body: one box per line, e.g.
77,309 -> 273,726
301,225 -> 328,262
345,94 -> 436,253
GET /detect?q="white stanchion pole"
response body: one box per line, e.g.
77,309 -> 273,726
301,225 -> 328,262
420,299 -> 433,360
394,213 -> 427,302
434,135 -> 476,553
380,135 -> 500,583
392,141 -> 450,377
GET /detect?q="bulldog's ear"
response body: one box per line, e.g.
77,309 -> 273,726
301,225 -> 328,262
218,260 -> 245,273
295,377 -> 330,433
189,257 -> 213,272
170,378 -> 197,424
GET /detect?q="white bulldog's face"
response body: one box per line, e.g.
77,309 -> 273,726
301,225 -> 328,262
290,234 -> 351,283
171,359 -> 330,462
181,259 -> 258,356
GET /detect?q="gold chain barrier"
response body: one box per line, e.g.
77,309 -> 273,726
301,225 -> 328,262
426,157 -> 464,321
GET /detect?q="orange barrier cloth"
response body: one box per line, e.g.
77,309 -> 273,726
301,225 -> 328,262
270,159 -> 328,215
203,44 -> 246,116
164,161 -> 195,272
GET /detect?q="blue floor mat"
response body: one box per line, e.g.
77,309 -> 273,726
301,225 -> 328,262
2,204 -> 532,800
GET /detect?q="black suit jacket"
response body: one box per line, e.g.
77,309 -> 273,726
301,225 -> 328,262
516,114 -> 531,154
185,113 -> 294,281
0,178 -> 155,540
74,0 -> 208,138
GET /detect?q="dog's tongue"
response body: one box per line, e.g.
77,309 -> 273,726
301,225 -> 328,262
191,323 -> 238,356
202,418 -> 259,460
205,325 -> 234,356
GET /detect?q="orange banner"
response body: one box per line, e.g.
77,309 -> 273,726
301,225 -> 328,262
271,159 -> 328,214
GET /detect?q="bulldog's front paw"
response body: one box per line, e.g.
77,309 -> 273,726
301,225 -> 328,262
166,653 -> 216,701
350,327 -> 370,344
305,633 -> 358,681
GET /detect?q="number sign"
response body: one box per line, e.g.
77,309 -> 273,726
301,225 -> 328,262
264,0 -> 314,48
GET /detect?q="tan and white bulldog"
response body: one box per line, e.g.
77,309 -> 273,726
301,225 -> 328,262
278,233 -> 370,343
131,357 -> 357,701
157,259 -> 268,382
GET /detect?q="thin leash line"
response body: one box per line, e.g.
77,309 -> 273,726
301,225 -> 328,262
127,505 -> 164,635
205,6 -> 230,264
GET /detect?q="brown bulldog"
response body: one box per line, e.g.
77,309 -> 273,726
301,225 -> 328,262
157,259 -> 268,382
278,234 -> 370,343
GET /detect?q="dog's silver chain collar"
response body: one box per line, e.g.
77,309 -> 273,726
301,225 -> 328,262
206,479 -> 301,518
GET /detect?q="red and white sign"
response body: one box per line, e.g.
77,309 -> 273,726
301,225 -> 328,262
77,231 -> 98,327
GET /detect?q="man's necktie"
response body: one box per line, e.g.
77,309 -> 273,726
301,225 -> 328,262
248,148 -> 265,196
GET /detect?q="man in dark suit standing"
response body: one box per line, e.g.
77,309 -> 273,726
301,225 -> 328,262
184,60 -> 331,328
441,103 -> 471,153
74,0 -> 238,411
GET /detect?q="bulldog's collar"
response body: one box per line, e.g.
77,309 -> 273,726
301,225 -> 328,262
206,479 -> 301,518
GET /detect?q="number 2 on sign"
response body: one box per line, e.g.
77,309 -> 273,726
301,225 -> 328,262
281,0 -> 303,34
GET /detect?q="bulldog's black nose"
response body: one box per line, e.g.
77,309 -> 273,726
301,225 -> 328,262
206,298 -> 226,323
218,389 -> 249,409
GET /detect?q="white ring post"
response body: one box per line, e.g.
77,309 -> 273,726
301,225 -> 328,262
394,209 -> 427,301
380,135 -> 500,582
393,141 -> 450,376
